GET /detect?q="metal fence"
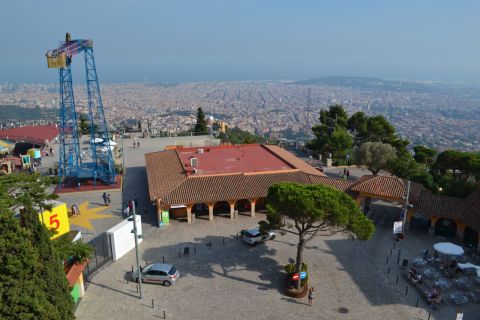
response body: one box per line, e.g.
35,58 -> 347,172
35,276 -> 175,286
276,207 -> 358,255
83,232 -> 113,284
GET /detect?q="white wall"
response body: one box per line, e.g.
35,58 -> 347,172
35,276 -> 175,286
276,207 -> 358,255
107,215 -> 143,261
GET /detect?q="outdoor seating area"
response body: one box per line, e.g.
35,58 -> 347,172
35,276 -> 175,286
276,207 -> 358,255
406,242 -> 480,307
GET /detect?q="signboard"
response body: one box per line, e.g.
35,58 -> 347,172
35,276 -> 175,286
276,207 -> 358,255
161,210 -> 169,224
456,313 -> 463,320
300,271 -> 307,279
291,273 -> 300,281
107,215 -> 143,261
393,221 -> 403,234
39,201 -> 70,239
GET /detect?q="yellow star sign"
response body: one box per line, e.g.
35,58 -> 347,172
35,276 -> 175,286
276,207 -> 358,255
68,201 -> 113,230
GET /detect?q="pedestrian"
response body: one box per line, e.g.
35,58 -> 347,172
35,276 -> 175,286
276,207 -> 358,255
128,200 -> 133,213
137,141 -> 140,148
343,168 -> 347,175
123,204 -> 130,218
308,287 -> 314,307
133,141 -> 136,148
346,170 -> 350,178
50,147 -> 53,156
106,193 -> 112,206
102,192 -> 108,206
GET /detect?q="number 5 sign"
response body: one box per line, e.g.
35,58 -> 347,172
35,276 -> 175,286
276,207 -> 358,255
39,201 -> 70,239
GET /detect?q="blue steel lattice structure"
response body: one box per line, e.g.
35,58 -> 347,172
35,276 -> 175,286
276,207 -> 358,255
46,33 -> 116,187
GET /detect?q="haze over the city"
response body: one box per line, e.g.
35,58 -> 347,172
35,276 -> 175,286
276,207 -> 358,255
1,0 -> 480,83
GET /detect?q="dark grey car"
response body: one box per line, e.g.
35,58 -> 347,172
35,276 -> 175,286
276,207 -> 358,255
131,263 -> 179,286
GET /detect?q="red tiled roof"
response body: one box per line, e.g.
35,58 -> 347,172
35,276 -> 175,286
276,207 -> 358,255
263,145 -> 325,176
145,150 -> 187,202
350,175 -> 407,200
0,125 -> 58,145
414,191 -> 470,221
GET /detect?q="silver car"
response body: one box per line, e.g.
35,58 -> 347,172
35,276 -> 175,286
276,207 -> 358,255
131,263 -> 179,286
241,228 -> 275,246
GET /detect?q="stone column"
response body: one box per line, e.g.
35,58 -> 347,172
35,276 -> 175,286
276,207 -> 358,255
428,216 -> 438,236
250,199 -> 256,217
456,222 -> 466,239
229,201 -> 235,220
208,203 -> 214,221
186,205 -> 193,224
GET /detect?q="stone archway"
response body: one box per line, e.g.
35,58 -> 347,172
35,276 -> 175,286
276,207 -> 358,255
192,202 -> 209,220
213,201 -> 230,219
464,226 -> 479,250
435,218 -> 457,238
236,199 -> 251,215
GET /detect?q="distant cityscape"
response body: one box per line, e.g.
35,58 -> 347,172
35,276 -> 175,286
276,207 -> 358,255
1,76 -> 480,152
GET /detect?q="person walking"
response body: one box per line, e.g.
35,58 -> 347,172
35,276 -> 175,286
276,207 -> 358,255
137,141 -> 140,148
102,192 -> 108,206
308,287 -> 314,307
106,193 -> 112,206
346,170 -> 350,179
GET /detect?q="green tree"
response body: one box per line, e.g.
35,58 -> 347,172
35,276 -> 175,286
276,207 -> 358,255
79,113 -> 89,135
260,183 -> 375,288
389,154 -> 434,189
194,107 -> 208,135
347,111 -> 368,145
354,142 -> 397,175
0,174 -> 75,319
308,105 -> 353,160
220,127 -> 265,144
413,145 -> 437,166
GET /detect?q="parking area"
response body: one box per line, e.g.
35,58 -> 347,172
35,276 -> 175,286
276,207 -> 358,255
74,200 -> 477,320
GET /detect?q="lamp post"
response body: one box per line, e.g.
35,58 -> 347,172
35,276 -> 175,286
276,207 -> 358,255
401,180 -> 411,234
132,200 -> 143,299
121,132 -> 125,176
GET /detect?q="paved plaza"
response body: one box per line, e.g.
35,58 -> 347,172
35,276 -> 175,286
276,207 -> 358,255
38,138 -> 478,319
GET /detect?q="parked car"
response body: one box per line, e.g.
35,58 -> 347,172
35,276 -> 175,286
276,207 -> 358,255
131,263 -> 179,286
240,228 -> 275,246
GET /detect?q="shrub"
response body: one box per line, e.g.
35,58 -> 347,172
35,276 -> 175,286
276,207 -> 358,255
284,262 -> 309,287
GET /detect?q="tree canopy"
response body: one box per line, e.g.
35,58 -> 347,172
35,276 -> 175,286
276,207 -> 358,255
354,142 -> 397,175
260,182 -> 375,287
0,174 -> 75,320
194,107 -> 208,135
413,145 -> 437,166
219,126 -> 265,144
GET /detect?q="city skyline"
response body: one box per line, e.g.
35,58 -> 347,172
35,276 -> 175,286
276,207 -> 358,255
1,1 -> 480,83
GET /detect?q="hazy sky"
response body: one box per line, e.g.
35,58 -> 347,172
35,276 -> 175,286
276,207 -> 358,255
1,0 -> 480,83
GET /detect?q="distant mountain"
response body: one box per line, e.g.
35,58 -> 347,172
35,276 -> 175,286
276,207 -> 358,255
290,76 -> 439,92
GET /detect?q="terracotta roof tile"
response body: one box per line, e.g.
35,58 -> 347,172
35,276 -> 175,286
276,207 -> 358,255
263,145 -> 325,176
414,191 -> 470,221
350,175 -> 408,200
145,150 -> 187,201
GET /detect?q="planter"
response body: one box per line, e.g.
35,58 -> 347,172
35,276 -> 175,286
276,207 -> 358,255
284,275 -> 309,298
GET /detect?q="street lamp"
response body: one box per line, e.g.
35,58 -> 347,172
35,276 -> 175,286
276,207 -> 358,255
131,200 -> 143,299
121,132 -> 125,176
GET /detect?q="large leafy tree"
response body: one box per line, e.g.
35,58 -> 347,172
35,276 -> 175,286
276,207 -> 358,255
0,174 -> 75,320
389,154 -> 434,190
413,145 -> 437,166
308,105 -> 353,160
78,113 -> 90,135
194,107 -> 208,135
260,183 -> 375,288
218,127 -> 265,144
354,142 -> 397,175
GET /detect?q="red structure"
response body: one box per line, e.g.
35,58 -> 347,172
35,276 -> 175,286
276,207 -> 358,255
0,125 -> 58,145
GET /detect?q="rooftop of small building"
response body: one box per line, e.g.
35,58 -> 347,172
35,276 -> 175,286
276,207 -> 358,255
176,144 -> 295,175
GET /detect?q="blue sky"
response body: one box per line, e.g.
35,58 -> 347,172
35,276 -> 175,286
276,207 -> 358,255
1,0 -> 479,83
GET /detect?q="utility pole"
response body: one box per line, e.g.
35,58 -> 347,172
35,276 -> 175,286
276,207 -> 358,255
132,201 -> 143,299
121,132 -> 125,177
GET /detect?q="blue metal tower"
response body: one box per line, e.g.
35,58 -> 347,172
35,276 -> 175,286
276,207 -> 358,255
46,33 -> 116,188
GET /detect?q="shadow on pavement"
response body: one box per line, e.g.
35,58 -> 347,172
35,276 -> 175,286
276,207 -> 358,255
139,235 -> 285,294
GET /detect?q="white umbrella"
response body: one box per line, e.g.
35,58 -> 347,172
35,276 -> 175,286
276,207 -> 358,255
104,140 -> 117,146
433,242 -> 464,256
92,138 -> 104,143
99,145 -> 115,152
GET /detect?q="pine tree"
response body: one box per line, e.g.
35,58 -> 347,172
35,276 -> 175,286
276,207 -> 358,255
194,107 -> 208,135
0,174 -> 75,320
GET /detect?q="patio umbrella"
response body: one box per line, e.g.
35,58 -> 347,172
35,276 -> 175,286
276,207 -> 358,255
433,242 -> 464,256
103,140 -> 117,146
92,138 -> 104,143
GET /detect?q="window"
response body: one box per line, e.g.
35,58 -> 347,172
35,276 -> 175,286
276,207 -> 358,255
169,266 -> 177,275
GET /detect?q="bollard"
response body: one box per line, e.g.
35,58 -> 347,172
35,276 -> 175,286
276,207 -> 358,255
395,275 -> 399,285
163,310 -> 166,319
415,298 -> 419,308
152,299 -> 155,309
397,249 -> 401,265
386,257 -> 389,265
405,286 -> 409,296
387,267 -> 390,274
